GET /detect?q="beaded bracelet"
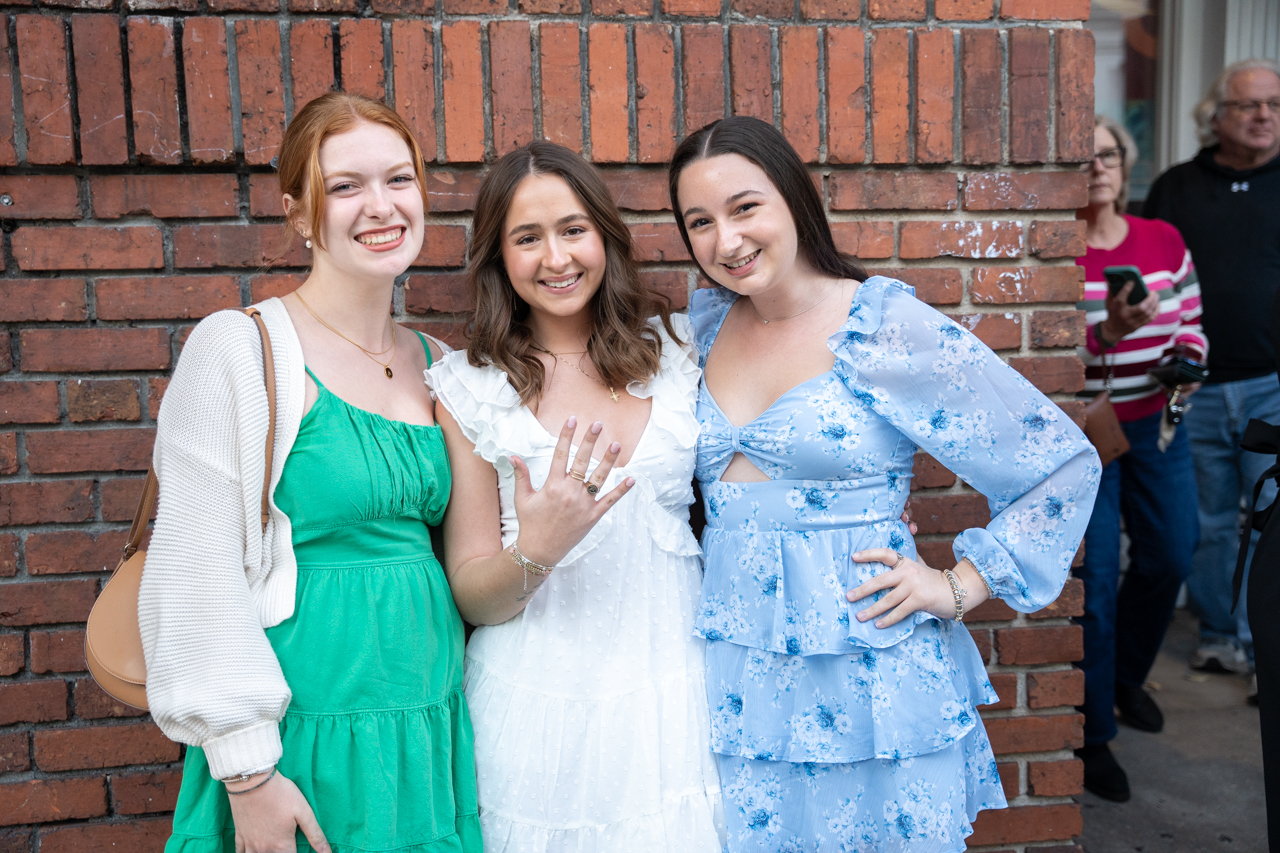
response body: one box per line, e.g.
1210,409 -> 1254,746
942,568 -> 967,622
960,556 -> 996,598
510,543 -> 555,593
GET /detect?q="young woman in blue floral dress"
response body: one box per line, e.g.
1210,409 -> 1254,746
667,116 -> 1102,852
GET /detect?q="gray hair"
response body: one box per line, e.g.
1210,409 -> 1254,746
1094,114 -> 1136,212
1194,59 -> 1280,147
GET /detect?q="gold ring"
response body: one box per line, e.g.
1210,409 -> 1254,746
586,483 -> 600,496
568,470 -> 587,482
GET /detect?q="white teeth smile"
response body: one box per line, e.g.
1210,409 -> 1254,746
541,273 -> 582,289
725,250 -> 760,270
356,228 -> 404,246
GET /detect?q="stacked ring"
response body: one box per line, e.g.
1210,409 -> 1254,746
568,470 -> 587,482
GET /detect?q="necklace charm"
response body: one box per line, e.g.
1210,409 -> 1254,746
385,366 -> 393,379
610,387 -> 619,402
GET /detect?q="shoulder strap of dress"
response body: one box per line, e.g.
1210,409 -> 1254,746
411,329 -> 432,368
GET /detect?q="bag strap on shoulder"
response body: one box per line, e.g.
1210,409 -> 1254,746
120,307 -> 277,564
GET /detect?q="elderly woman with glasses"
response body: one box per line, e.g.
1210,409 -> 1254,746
1072,115 -> 1208,803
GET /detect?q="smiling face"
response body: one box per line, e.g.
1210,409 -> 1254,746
286,120 -> 425,285
676,153 -> 803,295
1086,125 -> 1125,210
1213,68 -> 1280,160
500,173 -> 607,325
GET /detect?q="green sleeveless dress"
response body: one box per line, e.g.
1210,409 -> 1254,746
166,333 -> 482,853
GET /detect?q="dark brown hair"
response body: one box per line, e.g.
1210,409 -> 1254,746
467,141 -> 679,405
668,116 -> 868,284
275,92 -> 430,257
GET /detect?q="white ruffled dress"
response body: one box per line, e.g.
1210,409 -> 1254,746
427,315 -> 725,853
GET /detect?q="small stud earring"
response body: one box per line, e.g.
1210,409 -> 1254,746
305,239 -> 312,249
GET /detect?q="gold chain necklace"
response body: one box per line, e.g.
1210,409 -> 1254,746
541,347 -> 619,403
748,282 -> 840,324
293,290 -> 397,379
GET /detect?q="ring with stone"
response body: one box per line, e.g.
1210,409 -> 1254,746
890,552 -> 906,569
585,482 -> 600,496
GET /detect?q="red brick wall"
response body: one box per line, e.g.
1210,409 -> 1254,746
0,1 -> 1094,850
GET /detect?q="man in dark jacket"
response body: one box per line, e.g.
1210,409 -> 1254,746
1145,59 -> 1280,702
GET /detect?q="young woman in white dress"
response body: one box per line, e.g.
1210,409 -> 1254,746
427,141 -> 725,852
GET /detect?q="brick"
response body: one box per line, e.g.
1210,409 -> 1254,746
996,625 -> 1083,665
914,27 -> 955,163
968,625 -> 991,661
111,769 -> 182,815
97,276 -> 241,321
911,452 -> 956,490
0,175 -> 79,219
936,0 -> 991,19
1008,355 -> 1085,394
1009,28 -> 1050,163
174,224 -> 307,268
404,273 -> 473,315
522,0 -> 581,11
148,377 -> 169,420
540,23 -> 583,153
682,24 -> 724,135
826,28 -> 866,164
249,273 -> 308,304
868,0 -> 925,18
949,311 -> 1021,350
65,379 -> 142,422
642,270 -> 690,310
1030,219 -> 1086,258
1030,309 -> 1086,348
92,174 -> 238,219
21,328 -> 171,372
1002,0 -> 1089,19
961,29 -> 1001,165
291,19 -> 336,116
1056,29 -> 1094,162
443,0 -> 505,10
30,629 -> 87,673
984,712 -> 1083,755
972,266 -> 1083,304
0,681 -> 68,725
1029,758 -> 1083,796
1027,667 -> 1085,709
830,221 -> 893,258
779,27 -> 820,163
418,172 -> 476,214
17,16 -> 74,165
236,20 -> 286,166
979,671 -> 1017,710
969,804 -> 1082,847
183,17 -> 235,165
0,777 -> 106,826
405,319 -> 467,350
340,18 -> 385,101
11,226 -> 164,272
0,536 -> 15,578
441,22 -> 485,163
0,432 -> 14,475
26,429 -> 155,474
964,172 -> 1088,211
589,24 -> 629,163
871,267 -> 962,304
800,0 -> 861,19
246,178 -> 283,222
662,0 -> 720,14
128,17 -> 183,165
1030,576 -> 1084,619
734,0 -> 791,16
390,23 -> 435,163
870,29 -> 909,164
830,172 -> 958,210
0,28 -> 17,166
966,596 -> 1015,622
912,493 -> 990,534
0,732 -> 29,773
636,25 -> 677,163
74,677 -> 149,719
490,21 -> 534,157
629,222 -> 690,263
593,0 -> 646,13
602,172 -> 669,211
38,820 -> 173,853
34,722 -> 179,771
415,225 -> 468,268
0,279 -> 86,322
0,827 -> 27,853
730,25 -> 772,122
0,482 -> 95,526
899,221 -> 1023,259
0,634 -> 21,675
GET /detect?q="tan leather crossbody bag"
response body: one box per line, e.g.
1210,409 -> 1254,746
1081,338 -> 1130,469
85,308 -> 277,709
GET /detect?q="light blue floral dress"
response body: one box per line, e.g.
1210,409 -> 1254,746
691,277 -> 1101,853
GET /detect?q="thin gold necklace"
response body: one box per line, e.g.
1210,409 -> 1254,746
293,290 -> 398,379
540,346 -> 619,402
748,282 -> 839,324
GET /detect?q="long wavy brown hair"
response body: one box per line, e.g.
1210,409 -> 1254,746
467,141 -> 680,406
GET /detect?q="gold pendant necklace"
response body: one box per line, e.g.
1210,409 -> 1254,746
748,282 -> 840,324
293,290 -> 397,378
543,348 -> 620,402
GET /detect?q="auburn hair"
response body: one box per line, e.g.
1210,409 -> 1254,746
274,92 -> 430,258
467,142 -> 680,406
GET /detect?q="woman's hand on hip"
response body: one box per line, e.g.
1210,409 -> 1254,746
846,549 -> 985,628
227,770 -> 329,853
510,416 -> 635,567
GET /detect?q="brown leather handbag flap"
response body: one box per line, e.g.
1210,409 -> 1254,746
1083,390 -> 1130,468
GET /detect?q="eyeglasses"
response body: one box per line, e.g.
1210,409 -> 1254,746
1089,147 -> 1125,168
1222,99 -> 1280,115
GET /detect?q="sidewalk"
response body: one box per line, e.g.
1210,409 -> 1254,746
1077,609 -> 1266,852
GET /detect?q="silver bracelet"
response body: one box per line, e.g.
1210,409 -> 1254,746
942,568 -> 967,622
510,542 -> 555,593
225,766 -> 276,795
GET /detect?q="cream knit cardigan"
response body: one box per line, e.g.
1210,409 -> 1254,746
139,297 -> 307,781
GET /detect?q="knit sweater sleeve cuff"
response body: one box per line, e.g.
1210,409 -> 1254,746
202,720 -> 283,781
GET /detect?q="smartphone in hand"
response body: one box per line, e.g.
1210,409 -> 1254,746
1103,265 -> 1150,306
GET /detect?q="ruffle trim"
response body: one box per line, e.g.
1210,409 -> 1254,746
165,817 -> 482,853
